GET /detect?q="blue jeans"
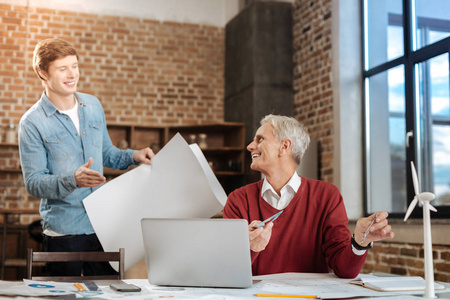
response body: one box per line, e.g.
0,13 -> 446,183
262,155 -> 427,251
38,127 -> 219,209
43,234 -> 118,277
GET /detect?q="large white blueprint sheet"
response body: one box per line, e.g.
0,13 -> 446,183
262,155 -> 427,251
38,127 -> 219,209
83,133 -> 227,270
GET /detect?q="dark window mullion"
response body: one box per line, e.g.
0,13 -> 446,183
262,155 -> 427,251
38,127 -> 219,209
432,119 -> 450,125
404,0 -> 416,212
363,56 -> 405,78
409,36 -> 450,64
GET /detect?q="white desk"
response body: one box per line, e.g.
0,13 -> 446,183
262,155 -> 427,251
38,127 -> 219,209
1,273 -> 449,299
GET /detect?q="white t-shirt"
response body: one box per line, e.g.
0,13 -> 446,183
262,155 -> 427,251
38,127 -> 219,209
59,98 -> 80,135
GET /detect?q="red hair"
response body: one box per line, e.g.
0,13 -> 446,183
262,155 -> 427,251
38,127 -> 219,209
33,38 -> 79,80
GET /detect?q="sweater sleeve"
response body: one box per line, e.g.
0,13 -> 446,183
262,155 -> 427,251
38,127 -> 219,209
321,186 -> 367,278
224,189 -> 261,264
223,190 -> 244,219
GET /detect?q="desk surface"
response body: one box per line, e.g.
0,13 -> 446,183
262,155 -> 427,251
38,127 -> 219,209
1,273 -> 449,299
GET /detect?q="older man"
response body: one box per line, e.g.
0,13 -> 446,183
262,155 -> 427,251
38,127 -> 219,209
224,114 -> 394,278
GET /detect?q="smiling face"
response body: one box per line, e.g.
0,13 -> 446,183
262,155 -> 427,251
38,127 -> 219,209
39,55 -> 79,106
247,123 -> 282,175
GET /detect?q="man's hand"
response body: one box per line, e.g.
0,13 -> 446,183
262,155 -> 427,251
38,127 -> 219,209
248,220 -> 274,252
354,211 -> 394,247
74,158 -> 106,187
133,147 -> 155,165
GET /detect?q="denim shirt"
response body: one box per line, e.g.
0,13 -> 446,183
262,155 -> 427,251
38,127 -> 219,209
18,92 -> 137,235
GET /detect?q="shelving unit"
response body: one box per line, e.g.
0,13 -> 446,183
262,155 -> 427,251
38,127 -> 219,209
167,123 -> 245,175
0,142 -> 21,174
167,123 -> 246,194
0,209 -> 41,280
105,122 -> 246,194
0,169 -> 22,173
104,124 -> 166,176
0,123 -> 246,192
106,124 -> 166,152
0,142 -> 18,147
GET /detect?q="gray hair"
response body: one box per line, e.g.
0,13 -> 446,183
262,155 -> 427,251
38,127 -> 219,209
261,114 -> 310,165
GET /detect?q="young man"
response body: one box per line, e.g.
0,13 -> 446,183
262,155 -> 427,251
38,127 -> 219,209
224,114 -> 394,278
18,38 -> 154,276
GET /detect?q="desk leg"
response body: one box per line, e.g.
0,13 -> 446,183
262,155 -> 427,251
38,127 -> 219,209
1,214 -> 9,280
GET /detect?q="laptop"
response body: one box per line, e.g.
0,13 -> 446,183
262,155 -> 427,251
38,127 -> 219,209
140,218 -> 253,288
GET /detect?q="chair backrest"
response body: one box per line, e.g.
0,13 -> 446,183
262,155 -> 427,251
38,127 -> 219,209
26,248 -> 124,281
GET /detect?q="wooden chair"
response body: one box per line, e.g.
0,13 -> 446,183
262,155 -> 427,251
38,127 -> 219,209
26,248 -> 124,281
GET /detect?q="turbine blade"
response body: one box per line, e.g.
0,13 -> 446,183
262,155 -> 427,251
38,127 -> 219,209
429,204 -> 437,212
411,161 -> 420,196
404,198 -> 418,222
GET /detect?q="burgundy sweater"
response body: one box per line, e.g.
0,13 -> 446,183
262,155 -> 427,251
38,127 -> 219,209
223,177 -> 367,278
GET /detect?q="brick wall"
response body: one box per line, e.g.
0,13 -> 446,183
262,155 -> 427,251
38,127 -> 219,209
293,0 -> 333,183
1,4 -> 224,127
0,3 -> 224,215
363,242 -> 450,283
292,0 -> 450,283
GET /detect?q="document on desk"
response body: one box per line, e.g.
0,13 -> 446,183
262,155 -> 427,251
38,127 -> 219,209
252,273 -> 448,299
349,274 -> 446,292
83,133 -> 227,270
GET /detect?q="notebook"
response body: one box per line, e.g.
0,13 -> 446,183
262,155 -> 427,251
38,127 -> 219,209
140,218 -> 253,288
349,274 -> 446,292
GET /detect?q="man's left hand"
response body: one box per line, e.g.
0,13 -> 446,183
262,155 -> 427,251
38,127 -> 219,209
133,147 -> 155,165
354,211 -> 394,247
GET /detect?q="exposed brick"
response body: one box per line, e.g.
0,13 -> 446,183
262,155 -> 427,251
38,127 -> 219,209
401,247 -> 419,257
408,269 -> 425,277
436,262 -> 450,273
441,251 -> 450,260
390,267 -> 407,276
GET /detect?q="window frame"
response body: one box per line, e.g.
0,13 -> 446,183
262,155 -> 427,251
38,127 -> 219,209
362,0 -> 450,219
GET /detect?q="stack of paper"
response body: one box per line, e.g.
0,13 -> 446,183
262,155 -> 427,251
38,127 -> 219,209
349,274 -> 446,292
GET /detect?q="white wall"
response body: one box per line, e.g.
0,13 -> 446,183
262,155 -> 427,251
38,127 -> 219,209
332,0 -> 364,220
3,0 -> 242,26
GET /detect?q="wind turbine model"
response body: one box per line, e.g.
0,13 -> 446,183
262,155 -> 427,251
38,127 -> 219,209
404,161 -> 437,298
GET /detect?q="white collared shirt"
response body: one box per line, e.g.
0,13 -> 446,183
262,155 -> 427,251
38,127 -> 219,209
261,172 -> 301,210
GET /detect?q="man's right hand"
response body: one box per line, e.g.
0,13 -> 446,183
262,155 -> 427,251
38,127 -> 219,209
74,158 -> 106,187
248,220 -> 273,252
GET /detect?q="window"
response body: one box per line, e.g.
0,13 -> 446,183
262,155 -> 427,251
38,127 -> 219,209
365,66 -> 406,214
363,0 -> 450,218
416,54 -> 450,207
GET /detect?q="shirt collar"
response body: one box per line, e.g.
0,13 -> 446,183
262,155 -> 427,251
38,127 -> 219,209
261,172 -> 301,197
41,92 -> 84,117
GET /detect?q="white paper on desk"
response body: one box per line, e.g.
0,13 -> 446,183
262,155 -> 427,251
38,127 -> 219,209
251,273 -> 448,299
349,274 -> 446,292
83,133 -> 227,270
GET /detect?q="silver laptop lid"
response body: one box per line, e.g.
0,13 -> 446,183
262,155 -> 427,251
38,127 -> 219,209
141,218 -> 252,288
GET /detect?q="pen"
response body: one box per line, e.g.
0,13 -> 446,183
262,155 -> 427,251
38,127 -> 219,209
257,210 -> 284,228
360,212 -> 380,244
254,294 -> 318,298
73,282 -> 85,291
